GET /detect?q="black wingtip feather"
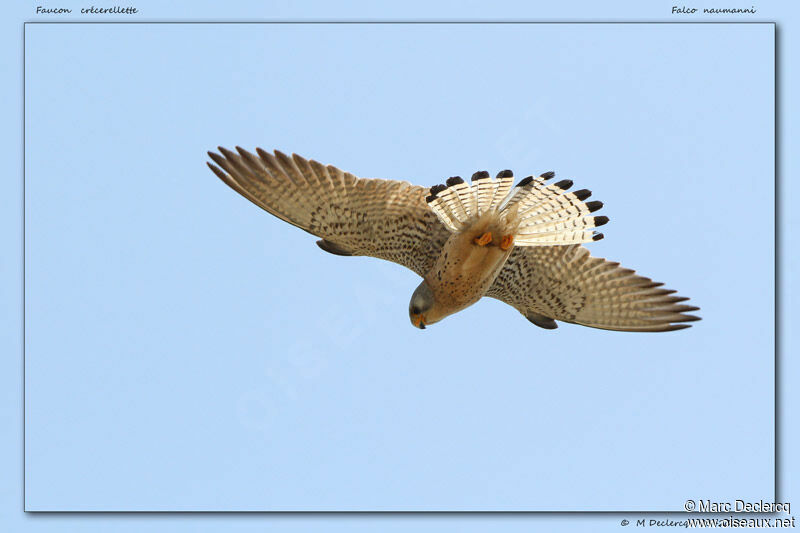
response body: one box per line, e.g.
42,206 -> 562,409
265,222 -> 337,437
218,146 -> 237,159
446,176 -> 464,186
586,200 -> 603,213
665,324 -> 693,332
592,232 -> 604,241
573,189 -> 592,201
207,162 -> 228,181
554,179 -> 573,190
516,176 -> 534,188
471,170 -> 490,182
540,171 -> 555,180
593,215 -> 609,227
207,151 -> 227,168
496,169 -> 513,179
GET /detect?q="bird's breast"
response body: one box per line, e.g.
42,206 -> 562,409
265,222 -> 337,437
426,224 -> 514,314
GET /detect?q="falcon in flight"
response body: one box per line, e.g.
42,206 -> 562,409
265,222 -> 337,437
207,148 -> 700,332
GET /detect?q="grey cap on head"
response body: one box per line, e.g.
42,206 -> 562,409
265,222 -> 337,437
409,281 -> 435,329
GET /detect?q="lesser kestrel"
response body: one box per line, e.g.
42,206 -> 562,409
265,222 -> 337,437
207,147 -> 699,332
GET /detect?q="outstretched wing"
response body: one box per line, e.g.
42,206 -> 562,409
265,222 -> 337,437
486,244 -> 700,332
207,147 -> 450,277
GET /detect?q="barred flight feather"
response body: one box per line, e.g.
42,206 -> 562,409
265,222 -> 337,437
425,167 -> 607,246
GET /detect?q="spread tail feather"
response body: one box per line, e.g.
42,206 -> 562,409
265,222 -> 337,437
425,169 -> 607,246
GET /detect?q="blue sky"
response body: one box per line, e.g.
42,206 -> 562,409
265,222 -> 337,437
2,1 -> 796,532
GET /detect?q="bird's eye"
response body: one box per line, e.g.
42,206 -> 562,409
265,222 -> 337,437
410,305 -> 420,315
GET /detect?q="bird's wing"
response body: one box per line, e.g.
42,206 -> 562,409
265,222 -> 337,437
207,147 -> 450,277
485,244 -> 700,332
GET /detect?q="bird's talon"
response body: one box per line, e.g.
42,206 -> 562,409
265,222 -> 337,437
500,235 -> 514,250
473,232 -> 493,246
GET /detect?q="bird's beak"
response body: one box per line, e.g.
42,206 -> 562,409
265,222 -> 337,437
412,313 -> 426,329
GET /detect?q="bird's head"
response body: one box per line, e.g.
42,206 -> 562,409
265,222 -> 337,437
408,280 -> 442,330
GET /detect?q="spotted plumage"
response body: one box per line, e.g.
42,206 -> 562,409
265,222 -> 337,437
208,147 -> 700,332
